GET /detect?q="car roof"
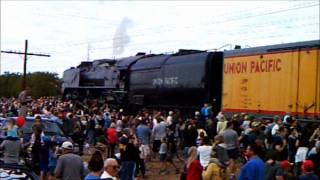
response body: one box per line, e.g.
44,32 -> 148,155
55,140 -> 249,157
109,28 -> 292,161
1,116 -> 62,125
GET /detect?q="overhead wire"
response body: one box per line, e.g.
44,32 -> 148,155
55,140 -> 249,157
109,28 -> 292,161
42,2 -> 319,53
3,2 -> 318,55
27,1 -> 289,48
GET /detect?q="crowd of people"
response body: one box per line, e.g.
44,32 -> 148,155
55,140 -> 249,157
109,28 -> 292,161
1,96 -> 320,180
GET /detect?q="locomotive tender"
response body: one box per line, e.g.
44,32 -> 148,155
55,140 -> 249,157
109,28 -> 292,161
62,40 -> 320,120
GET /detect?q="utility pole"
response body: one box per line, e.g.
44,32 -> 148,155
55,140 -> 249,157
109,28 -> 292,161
23,40 -> 28,89
1,40 -> 50,90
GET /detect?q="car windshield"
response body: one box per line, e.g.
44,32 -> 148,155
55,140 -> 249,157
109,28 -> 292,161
20,120 -> 64,136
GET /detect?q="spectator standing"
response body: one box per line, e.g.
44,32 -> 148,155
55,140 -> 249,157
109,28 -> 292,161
62,113 -> 75,136
106,122 -> 118,158
55,141 -> 84,180
308,141 -> 320,177
200,103 -> 210,128
103,111 -> 111,130
30,125 -> 43,174
216,114 -> 227,135
271,116 -> 282,136
136,119 -> 151,161
0,120 -> 21,164
72,124 -> 85,156
273,127 -> 289,162
48,143 -> 59,180
186,146 -> 203,180
87,117 -> 96,146
151,118 -> 167,159
310,126 -> 320,143
85,151 -> 104,180
119,135 -> 140,180
238,144 -> 265,180
264,152 -> 284,180
202,145 -> 226,180
288,128 -> 299,163
135,139 -> 146,178
231,114 -> 242,136
223,121 -> 239,174
167,127 -> 183,163
240,115 -> 251,132
183,123 -> 198,160
212,135 -> 229,167
116,118 -> 123,137
197,136 -> 212,168
159,137 -> 169,175
101,158 -> 119,180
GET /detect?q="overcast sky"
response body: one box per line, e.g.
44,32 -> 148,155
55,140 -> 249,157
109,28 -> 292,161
1,1 -> 319,77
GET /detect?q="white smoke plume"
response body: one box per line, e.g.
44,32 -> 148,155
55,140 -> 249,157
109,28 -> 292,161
112,17 -> 132,56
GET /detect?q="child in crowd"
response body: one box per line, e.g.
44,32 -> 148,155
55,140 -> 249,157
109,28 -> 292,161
48,142 -> 60,180
167,128 -> 180,174
135,138 -> 146,178
6,119 -> 18,137
159,137 -> 168,175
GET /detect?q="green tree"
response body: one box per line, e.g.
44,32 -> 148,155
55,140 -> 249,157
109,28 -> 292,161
0,72 -> 61,97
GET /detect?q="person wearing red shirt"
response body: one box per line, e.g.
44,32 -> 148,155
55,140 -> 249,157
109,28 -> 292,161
187,146 -> 203,180
106,122 -> 118,158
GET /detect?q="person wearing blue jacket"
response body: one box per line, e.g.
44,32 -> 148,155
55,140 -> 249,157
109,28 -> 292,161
239,144 -> 265,180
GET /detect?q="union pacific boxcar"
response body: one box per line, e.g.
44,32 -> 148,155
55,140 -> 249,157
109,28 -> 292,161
222,40 -> 320,120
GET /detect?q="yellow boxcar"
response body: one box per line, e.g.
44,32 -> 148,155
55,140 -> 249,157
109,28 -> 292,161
222,40 -> 320,120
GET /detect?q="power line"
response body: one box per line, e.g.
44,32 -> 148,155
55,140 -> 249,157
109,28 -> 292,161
25,1 -> 291,48
3,2 -> 315,57
1,40 -> 51,90
45,21 -> 318,54
36,2 -> 319,52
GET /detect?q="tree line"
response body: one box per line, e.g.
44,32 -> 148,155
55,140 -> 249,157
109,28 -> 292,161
0,72 -> 61,97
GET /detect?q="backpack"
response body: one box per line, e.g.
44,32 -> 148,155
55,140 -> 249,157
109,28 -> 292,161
205,161 -> 227,180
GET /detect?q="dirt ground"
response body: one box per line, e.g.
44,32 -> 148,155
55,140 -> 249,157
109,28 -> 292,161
83,147 -> 183,180
141,159 -> 183,180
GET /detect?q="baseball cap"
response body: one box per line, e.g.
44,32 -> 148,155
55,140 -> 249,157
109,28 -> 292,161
302,160 -> 314,172
62,141 -> 73,150
280,160 -> 291,170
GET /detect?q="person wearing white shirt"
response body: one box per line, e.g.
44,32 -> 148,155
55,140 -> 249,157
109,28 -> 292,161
197,137 -> 212,168
101,158 -> 119,180
271,116 -> 282,136
166,111 -> 173,126
116,119 -> 122,136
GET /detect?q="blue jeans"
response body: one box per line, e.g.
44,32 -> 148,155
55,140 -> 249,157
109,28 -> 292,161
120,161 -> 136,180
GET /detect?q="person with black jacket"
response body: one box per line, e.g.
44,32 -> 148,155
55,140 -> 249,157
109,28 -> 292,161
119,135 -> 140,180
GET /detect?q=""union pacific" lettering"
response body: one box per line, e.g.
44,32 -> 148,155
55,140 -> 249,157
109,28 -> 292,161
224,59 -> 281,74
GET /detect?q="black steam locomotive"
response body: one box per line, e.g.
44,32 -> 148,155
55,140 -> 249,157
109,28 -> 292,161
62,50 -> 223,111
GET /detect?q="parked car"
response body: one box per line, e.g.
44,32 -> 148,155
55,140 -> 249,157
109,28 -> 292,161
0,116 -> 67,144
0,116 -> 69,171
0,162 -> 39,180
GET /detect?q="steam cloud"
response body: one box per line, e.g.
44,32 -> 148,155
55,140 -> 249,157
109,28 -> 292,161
112,17 -> 132,56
